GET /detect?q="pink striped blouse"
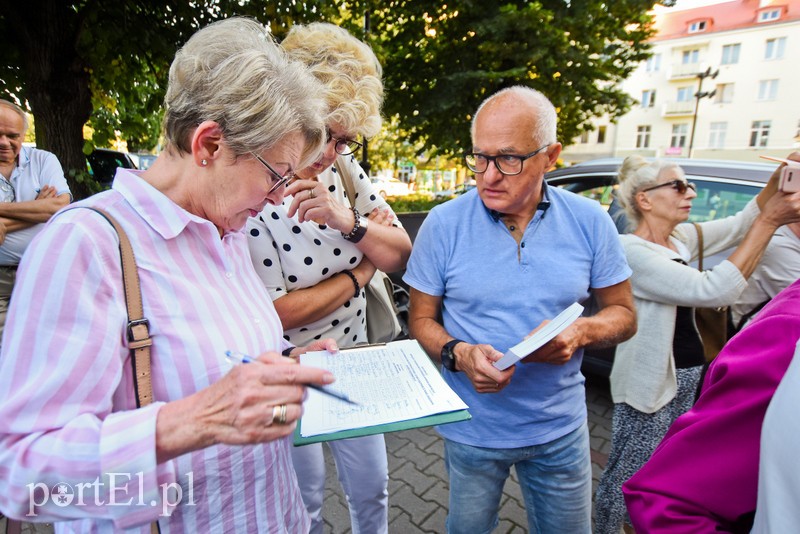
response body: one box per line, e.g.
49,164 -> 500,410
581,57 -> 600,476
0,170 -> 309,532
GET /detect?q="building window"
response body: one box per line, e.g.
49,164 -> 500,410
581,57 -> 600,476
646,54 -> 661,72
597,126 -> 607,144
688,20 -> 707,33
765,37 -> 786,60
641,89 -> 656,108
757,79 -> 779,101
682,49 -> 700,65
721,43 -> 741,65
750,120 -> 771,147
759,9 -> 781,23
715,83 -> 734,103
708,122 -> 727,149
580,131 -> 590,144
671,123 -> 689,148
636,125 -> 651,148
677,86 -> 694,102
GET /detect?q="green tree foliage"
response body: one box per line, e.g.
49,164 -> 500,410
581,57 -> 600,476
0,1 -> 663,198
0,0 -> 331,198
361,0 -> 658,157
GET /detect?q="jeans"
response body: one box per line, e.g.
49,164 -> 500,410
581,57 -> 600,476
443,421 -> 592,534
291,434 -> 388,534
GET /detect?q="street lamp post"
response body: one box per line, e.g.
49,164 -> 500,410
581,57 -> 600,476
687,66 -> 719,159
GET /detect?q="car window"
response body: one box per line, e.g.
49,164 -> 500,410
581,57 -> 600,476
572,184 -> 616,210
688,179 -> 760,222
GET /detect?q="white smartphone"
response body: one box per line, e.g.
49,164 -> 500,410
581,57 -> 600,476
759,155 -> 800,193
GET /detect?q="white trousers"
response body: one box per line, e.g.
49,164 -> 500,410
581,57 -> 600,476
291,434 -> 389,534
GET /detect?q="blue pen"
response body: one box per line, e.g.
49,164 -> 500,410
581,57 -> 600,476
225,350 -> 359,406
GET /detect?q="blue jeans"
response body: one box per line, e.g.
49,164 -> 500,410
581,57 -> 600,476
443,421 -> 592,534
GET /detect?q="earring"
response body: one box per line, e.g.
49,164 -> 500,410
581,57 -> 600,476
201,159 -> 208,166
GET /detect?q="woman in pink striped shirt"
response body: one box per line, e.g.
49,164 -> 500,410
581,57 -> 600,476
0,18 -> 335,533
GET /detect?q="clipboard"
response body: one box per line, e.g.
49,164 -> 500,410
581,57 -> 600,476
293,408 -> 471,445
292,339 -> 471,446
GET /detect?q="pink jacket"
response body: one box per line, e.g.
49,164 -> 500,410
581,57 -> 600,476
623,278 -> 800,533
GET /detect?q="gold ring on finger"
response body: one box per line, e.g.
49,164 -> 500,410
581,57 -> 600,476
309,189 -> 315,200
272,404 -> 288,425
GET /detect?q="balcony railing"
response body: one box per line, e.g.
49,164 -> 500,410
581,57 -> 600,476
670,63 -> 702,79
662,101 -> 695,116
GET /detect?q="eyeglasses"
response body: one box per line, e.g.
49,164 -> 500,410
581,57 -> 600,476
326,130 -> 363,156
250,152 -> 295,194
464,144 -> 550,175
641,179 -> 696,195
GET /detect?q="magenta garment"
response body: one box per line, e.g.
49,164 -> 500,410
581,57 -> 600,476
0,170 -> 307,533
623,278 -> 800,533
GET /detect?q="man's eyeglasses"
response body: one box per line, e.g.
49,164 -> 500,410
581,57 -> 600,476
464,144 -> 550,176
326,130 -> 363,156
641,180 -> 696,195
250,152 -> 295,194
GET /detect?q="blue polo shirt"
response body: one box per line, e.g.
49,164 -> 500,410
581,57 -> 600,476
404,186 -> 631,448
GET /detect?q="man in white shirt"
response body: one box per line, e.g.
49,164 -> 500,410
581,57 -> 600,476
0,99 -> 71,339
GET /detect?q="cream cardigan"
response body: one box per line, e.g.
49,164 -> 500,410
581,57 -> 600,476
610,199 -> 760,413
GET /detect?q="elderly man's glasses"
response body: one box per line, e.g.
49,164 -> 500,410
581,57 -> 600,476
326,130 -> 363,156
642,180 -> 696,195
464,144 -> 550,176
250,152 -> 295,194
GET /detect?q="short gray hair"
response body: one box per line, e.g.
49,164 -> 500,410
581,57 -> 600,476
163,17 -> 326,167
616,155 -> 685,230
0,100 -> 29,133
471,86 -> 557,147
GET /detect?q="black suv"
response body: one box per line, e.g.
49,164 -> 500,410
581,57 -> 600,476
87,148 -> 137,185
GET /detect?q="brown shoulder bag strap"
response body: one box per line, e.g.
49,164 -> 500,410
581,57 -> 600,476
66,207 -> 154,407
336,156 -> 357,209
693,222 -> 705,271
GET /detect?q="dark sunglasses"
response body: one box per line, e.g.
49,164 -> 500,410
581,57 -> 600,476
642,179 -> 696,195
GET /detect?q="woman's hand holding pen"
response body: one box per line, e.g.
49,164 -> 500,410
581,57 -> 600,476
154,348 -> 336,463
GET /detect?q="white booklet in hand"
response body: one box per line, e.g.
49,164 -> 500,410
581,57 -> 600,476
493,302 -> 585,370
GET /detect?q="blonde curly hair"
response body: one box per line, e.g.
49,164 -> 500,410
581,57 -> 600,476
282,22 -> 383,139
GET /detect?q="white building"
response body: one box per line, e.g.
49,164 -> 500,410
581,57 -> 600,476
563,0 -> 800,163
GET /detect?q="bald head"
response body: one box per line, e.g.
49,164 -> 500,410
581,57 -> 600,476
471,86 -> 557,148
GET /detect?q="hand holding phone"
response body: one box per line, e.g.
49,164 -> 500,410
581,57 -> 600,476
760,156 -> 800,193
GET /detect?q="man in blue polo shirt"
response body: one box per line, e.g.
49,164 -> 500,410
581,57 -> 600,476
404,86 -> 636,533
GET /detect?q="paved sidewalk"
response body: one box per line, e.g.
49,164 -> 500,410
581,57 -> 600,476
321,376 -> 613,533
2,377 -> 613,534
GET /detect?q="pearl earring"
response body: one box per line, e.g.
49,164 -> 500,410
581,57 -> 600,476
201,159 -> 208,166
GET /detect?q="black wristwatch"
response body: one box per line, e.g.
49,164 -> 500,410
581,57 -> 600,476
441,339 -> 464,372
342,207 -> 369,243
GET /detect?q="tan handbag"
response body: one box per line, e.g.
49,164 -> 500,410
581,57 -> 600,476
336,157 -> 403,343
693,222 -> 730,362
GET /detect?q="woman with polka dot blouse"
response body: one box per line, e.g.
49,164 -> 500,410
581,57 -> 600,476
246,22 -> 412,534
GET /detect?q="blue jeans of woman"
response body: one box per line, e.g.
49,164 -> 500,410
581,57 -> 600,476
443,421 -> 592,534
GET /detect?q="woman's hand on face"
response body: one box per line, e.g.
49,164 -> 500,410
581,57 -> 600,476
285,179 -> 354,232
198,351 -> 335,446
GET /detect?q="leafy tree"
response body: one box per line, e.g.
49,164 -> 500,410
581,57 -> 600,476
0,0 -> 330,198
360,0 -> 660,158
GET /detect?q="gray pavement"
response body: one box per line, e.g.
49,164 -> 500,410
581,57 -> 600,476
2,377 -> 613,534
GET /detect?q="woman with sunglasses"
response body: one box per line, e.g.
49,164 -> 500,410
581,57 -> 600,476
247,23 -> 411,534
594,154 -> 800,534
